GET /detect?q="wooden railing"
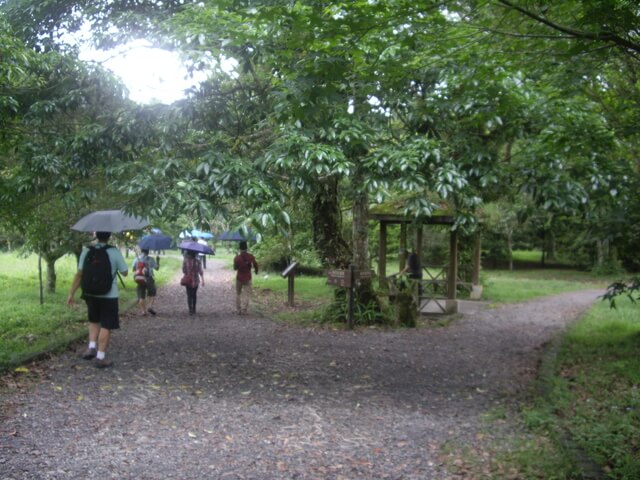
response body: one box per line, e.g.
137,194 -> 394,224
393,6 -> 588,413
387,265 -> 473,314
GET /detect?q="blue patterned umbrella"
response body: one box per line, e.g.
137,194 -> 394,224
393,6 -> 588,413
179,229 -> 214,239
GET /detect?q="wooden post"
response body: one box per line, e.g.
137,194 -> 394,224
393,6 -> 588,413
470,233 -> 483,300
287,274 -> 295,307
399,222 -> 407,271
348,264 -> 355,329
414,225 -> 424,315
415,225 -> 423,254
282,262 -> 298,307
379,221 -> 387,289
446,229 -> 458,313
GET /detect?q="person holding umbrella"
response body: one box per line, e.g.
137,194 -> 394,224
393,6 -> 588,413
181,250 -> 205,315
132,248 -> 159,316
67,210 -> 148,369
178,239 -> 212,315
67,231 -> 129,369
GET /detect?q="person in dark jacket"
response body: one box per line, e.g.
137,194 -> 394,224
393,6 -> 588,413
182,250 -> 205,315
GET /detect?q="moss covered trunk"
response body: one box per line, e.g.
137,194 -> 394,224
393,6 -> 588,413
312,176 -> 350,267
350,169 -> 380,317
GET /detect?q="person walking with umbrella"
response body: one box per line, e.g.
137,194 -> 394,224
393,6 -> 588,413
132,248 -> 159,316
178,239 -> 212,315
181,250 -> 205,315
67,231 -> 129,368
67,210 -> 148,368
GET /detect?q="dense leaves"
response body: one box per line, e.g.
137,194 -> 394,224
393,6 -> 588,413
1,0 -> 639,295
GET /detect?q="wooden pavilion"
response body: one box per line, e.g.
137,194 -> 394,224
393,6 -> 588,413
370,207 -> 482,315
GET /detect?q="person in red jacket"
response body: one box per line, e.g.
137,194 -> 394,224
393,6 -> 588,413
233,241 -> 259,315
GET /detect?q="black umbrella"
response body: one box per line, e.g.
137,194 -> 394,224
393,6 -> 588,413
179,240 -> 215,255
71,210 -> 149,233
139,233 -> 173,251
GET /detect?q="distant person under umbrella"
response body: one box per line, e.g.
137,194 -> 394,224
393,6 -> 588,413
132,249 -> 159,316
196,237 -> 211,269
181,250 -> 205,315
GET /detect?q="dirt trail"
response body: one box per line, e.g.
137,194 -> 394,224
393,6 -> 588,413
0,259 -> 603,479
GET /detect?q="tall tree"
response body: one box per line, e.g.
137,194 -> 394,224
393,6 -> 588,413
0,15 -> 153,292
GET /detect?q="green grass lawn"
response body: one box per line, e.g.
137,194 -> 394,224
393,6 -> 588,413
252,272 -> 333,302
481,269 -> 611,303
559,300 -> 640,477
514,298 -> 640,479
0,251 -> 181,372
512,249 -> 544,263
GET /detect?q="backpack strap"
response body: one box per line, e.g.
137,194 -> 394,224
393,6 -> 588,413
99,244 -> 125,288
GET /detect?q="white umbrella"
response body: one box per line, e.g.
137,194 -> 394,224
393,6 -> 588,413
71,210 -> 149,233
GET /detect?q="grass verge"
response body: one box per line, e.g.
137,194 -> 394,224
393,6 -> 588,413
0,251 -> 181,373
481,269 -> 610,303
522,299 -> 640,478
442,298 -> 640,479
251,273 -> 335,324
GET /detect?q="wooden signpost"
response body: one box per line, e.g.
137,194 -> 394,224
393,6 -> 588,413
326,266 -> 374,328
281,261 -> 298,307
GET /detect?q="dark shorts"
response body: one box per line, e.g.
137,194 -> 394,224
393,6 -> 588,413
84,297 -> 120,330
136,277 -> 157,299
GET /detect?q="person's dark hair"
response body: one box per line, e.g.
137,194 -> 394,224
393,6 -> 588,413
185,250 -> 196,258
96,231 -> 111,241
239,241 -> 248,251
408,252 -> 421,272
141,249 -> 149,255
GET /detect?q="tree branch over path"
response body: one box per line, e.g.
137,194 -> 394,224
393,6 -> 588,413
497,0 -> 640,56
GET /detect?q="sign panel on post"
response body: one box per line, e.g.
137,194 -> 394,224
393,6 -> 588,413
326,269 -> 352,288
281,261 -> 298,278
355,270 -> 374,282
326,269 -> 375,287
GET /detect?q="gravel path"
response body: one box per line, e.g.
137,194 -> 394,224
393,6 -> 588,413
0,259 -> 603,479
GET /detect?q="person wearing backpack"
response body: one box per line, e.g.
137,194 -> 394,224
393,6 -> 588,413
233,240 -> 259,315
132,249 -> 159,316
67,231 -> 128,369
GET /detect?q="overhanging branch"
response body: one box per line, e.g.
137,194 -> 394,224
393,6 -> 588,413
497,0 -> 640,55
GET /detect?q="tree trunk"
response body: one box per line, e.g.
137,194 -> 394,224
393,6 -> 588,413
352,182 -> 369,273
595,238 -> 611,268
312,176 -> 350,267
546,231 -> 557,262
472,233 -> 481,285
45,257 -> 57,294
507,230 -> 514,271
350,168 -> 379,314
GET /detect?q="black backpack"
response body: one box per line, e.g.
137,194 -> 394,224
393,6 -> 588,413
81,246 -> 115,295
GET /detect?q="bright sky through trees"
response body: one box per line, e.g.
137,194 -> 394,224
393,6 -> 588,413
79,39 -> 205,104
